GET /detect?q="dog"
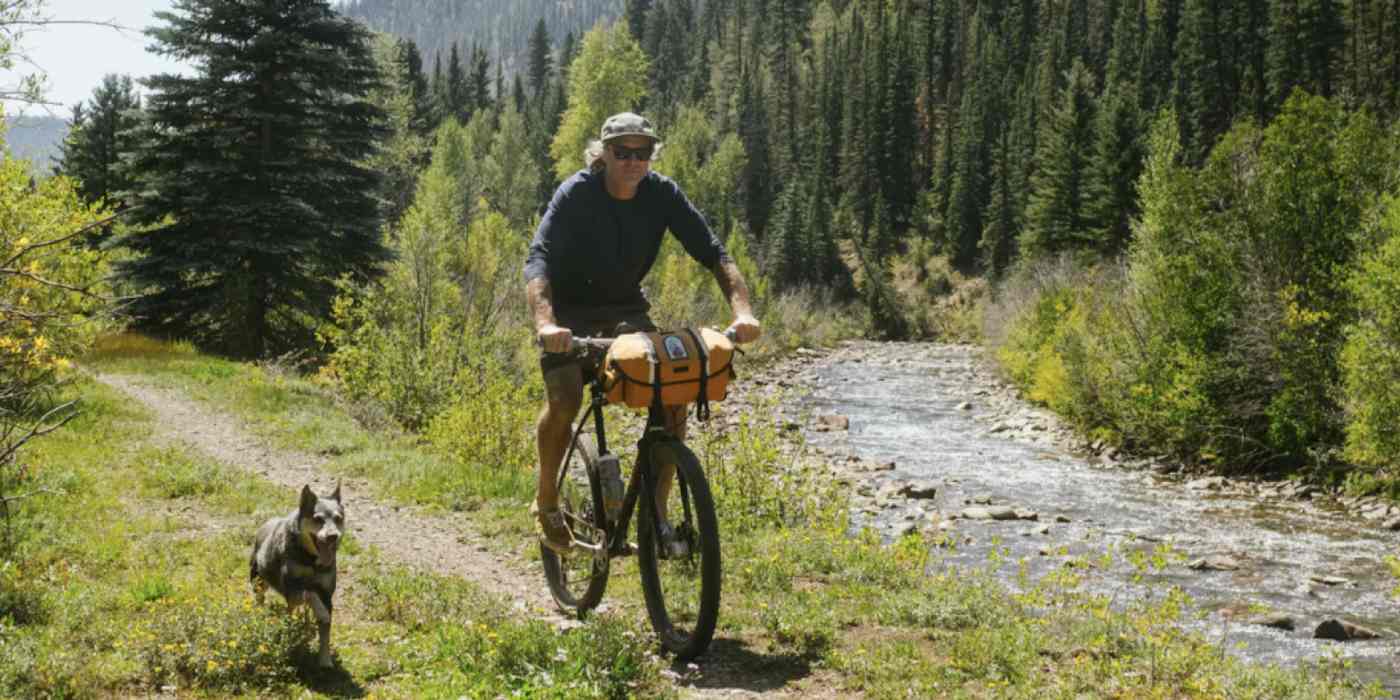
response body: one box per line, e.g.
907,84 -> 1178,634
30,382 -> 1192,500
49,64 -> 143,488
250,483 -> 345,668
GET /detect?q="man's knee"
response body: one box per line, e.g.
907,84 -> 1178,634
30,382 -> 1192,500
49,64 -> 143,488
538,365 -> 583,432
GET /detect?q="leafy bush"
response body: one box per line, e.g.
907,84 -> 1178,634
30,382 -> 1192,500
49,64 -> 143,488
422,351 -> 542,507
323,118 -> 531,431
693,394 -> 847,535
993,95 -> 1400,473
1341,201 -> 1400,471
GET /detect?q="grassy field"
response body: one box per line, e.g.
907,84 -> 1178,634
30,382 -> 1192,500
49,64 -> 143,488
0,334 -> 1381,698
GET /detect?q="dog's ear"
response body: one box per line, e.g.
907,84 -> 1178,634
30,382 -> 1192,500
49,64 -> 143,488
331,480 -> 342,504
299,484 -> 317,517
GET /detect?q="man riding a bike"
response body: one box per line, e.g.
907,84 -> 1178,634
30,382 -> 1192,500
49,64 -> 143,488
523,111 -> 762,554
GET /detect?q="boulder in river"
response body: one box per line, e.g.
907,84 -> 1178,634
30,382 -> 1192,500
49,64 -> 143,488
899,480 -> 938,499
1313,619 -> 1380,641
960,505 -> 1022,520
813,414 -> 850,432
1247,613 -> 1296,631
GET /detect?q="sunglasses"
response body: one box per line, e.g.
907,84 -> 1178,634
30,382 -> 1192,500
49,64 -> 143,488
610,144 -> 654,161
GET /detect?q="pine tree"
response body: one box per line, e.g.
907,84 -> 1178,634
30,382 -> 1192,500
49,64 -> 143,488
737,66 -> 774,239
527,18 -> 553,98
470,44 -> 492,117
445,42 -> 469,122
626,0 -> 653,41
1174,0 -> 1232,160
55,73 -> 142,208
119,0 -> 389,358
1083,81 -> 1144,256
429,51 -> 445,124
368,34 -> 431,225
1268,0 -> 1344,107
1021,59 -> 1098,260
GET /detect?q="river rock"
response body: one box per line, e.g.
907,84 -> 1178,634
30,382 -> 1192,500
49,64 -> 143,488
958,401 -> 973,411
1384,516 -> 1400,531
959,506 -> 1018,520
795,347 -> 821,357
1313,619 -> 1381,641
814,414 -> 850,432
1247,613 -> 1296,631
1186,477 -> 1227,491
987,505 -> 1020,520
1308,575 -> 1350,587
1188,555 -> 1241,571
1014,509 -> 1039,521
1055,515 -> 1072,523
899,481 -> 938,499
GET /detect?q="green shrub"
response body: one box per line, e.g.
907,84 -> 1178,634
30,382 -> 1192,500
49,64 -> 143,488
422,352 -> 542,507
693,394 -> 847,535
995,95 -> 1400,474
125,582 -> 313,692
1342,202 -> 1400,471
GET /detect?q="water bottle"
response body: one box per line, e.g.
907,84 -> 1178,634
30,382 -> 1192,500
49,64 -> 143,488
597,452 -> 624,522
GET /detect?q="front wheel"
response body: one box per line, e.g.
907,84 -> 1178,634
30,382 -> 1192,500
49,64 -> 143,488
636,440 -> 720,661
540,433 -> 610,615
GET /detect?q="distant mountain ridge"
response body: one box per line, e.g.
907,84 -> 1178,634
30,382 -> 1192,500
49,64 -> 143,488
337,0 -> 623,78
4,115 -> 67,174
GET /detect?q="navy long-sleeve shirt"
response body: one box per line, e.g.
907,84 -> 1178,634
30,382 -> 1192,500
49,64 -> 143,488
523,169 -> 731,322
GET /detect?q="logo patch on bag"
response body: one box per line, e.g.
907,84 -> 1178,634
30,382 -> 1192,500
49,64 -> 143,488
662,335 -> 689,360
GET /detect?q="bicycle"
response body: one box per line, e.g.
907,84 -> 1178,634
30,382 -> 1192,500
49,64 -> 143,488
539,328 -> 737,661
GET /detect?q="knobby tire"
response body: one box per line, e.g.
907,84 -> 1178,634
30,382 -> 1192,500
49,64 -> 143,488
637,439 -> 721,661
540,433 -> 610,615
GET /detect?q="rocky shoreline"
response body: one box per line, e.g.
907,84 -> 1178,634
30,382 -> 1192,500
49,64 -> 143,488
726,339 -> 1399,647
740,339 -> 1400,537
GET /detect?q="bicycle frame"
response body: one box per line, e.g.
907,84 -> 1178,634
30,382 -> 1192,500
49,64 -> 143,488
557,358 -> 692,559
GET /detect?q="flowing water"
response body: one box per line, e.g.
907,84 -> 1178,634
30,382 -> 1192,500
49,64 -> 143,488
797,341 -> 1400,694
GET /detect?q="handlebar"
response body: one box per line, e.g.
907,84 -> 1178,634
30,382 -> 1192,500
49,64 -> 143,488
544,327 -> 741,355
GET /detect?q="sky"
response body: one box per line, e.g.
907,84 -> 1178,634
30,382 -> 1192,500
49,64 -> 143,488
12,0 -> 187,119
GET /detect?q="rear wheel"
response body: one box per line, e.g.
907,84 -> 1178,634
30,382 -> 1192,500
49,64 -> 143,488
637,440 -> 721,661
540,433 -> 610,614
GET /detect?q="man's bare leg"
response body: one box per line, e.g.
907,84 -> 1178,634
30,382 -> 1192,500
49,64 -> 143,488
653,404 -> 688,521
537,365 -> 583,512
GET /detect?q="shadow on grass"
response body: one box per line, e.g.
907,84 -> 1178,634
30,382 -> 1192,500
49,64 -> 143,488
680,637 -> 816,693
291,650 -> 367,698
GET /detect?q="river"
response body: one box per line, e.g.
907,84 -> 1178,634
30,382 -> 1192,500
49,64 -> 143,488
795,341 -> 1400,694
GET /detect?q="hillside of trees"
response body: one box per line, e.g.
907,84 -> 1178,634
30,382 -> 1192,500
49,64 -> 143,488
31,0 -> 1400,485
337,0 -> 622,79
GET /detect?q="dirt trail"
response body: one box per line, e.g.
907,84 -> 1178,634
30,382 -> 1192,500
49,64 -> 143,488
94,372 -> 562,620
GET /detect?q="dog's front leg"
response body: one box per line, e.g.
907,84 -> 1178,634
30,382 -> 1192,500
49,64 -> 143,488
306,590 -> 333,668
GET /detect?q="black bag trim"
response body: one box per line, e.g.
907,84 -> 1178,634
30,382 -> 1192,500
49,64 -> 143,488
683,327 -> 711,421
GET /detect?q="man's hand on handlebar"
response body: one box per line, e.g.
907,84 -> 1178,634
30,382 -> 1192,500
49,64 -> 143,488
728,313 -> 762,345
537,323 -> 573,354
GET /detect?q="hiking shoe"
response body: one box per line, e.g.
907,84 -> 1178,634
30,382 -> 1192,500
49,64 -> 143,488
655,520 -> 690,560
533,503 -> 573,554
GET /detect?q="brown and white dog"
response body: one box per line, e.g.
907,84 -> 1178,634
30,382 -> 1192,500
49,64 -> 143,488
250,483 -> 345,667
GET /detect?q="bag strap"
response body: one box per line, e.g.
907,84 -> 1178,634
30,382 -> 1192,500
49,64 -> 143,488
645,331 -> 664,415
683,327 -> 711,422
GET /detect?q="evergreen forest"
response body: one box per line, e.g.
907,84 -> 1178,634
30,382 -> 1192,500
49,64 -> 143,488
45,0 -> 1400,488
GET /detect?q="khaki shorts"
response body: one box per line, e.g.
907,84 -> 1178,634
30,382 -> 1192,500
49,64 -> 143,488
538,312 -> 657,404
